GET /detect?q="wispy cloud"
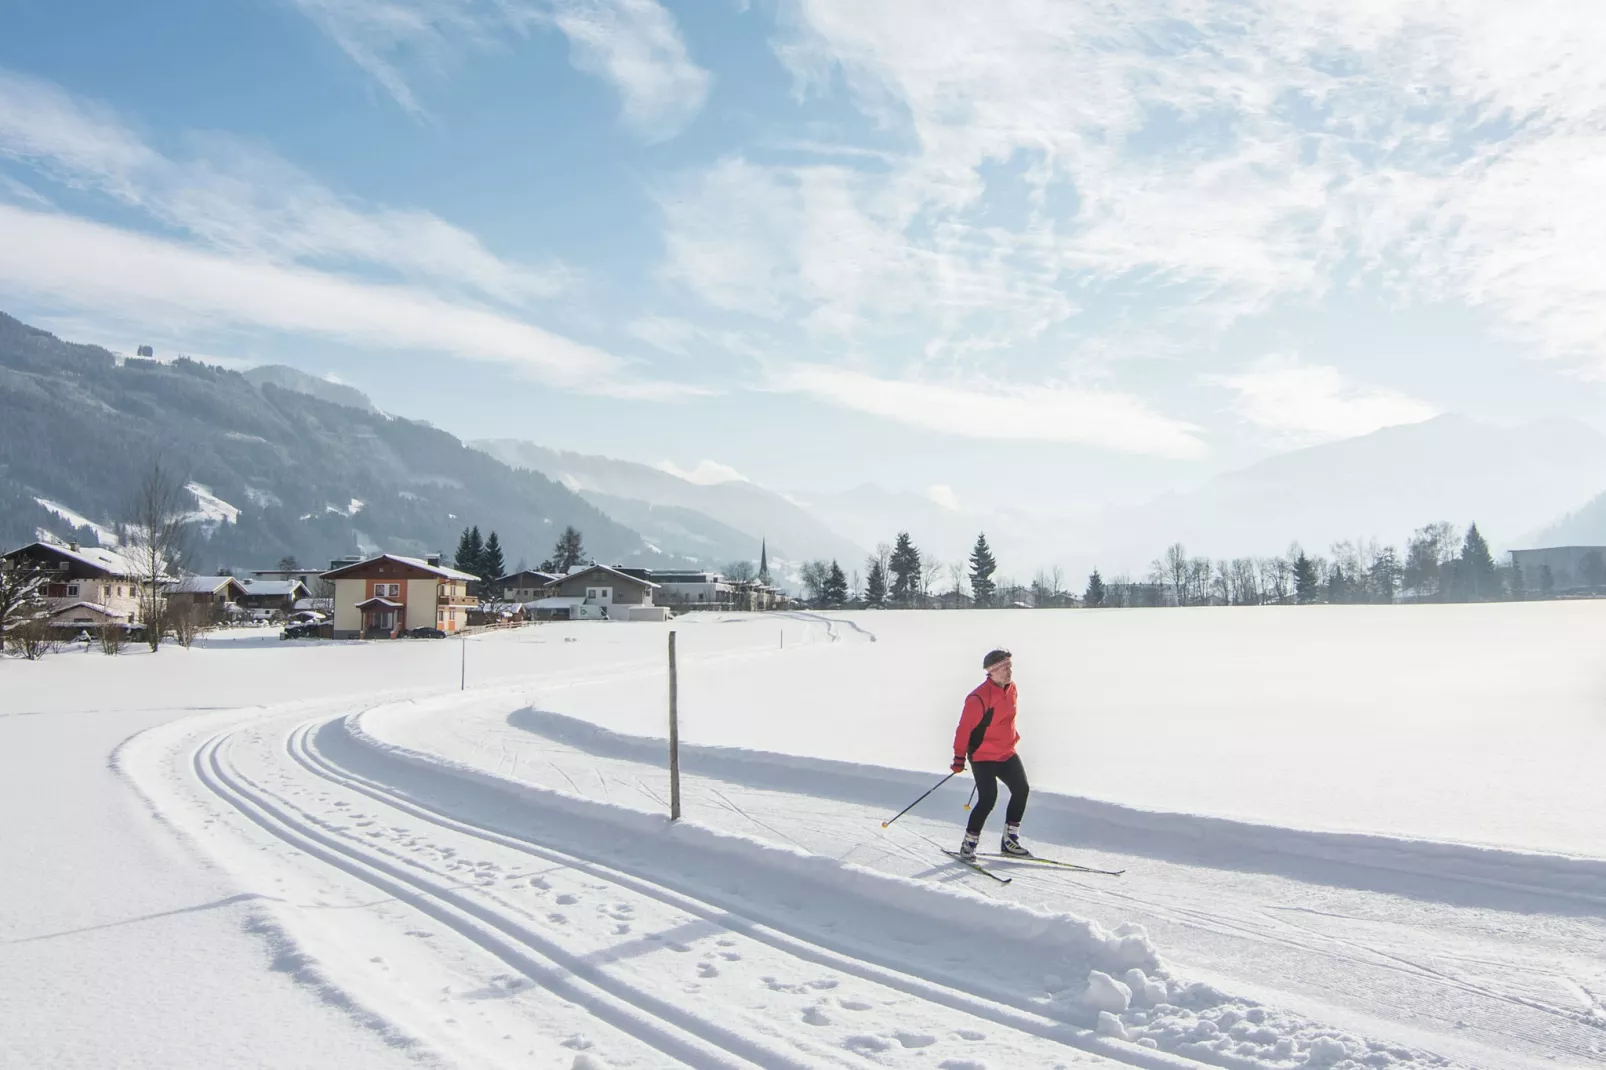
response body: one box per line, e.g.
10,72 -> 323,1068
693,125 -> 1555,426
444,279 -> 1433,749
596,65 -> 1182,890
0,203 -> 695,398
927,484 -> 960,511
291,0 -> 708,137
1210,356 -> 1438,444
652,458 -> 748,484
653,1 -> 1606,445
0,68 -> 569,305
772,365 -> 1205,458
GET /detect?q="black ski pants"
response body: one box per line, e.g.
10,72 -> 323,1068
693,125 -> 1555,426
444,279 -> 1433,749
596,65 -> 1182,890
965,753 -> 1029,836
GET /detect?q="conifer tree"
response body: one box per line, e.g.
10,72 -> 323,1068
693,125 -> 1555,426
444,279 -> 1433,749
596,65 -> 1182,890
1293,552 -> 1320,603
968,532 -> 997,608
454,526 -> 483,576
864,558 -> 887,607
1084,569 -> 1106,607
481,531 -> 506,586
888,532 -> 921,606
822,560 -> 849,606
1457,523 -> 1496,601
543,526 -> 586,573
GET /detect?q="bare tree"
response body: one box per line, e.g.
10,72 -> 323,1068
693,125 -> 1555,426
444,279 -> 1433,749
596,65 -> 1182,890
8,616 -> 57,660
919,557 -> 944,607
725,559 -> 757,583
946,561 -> 969,603
1211,561 -> 1231,605
97,619 -> 126,655
1049,566 -> 1065,606
1163,543 -> 1188,605
169,600 -> 208,649
125,459 -> 194,651
0,558 -> 48,650
799,560 -> 830,604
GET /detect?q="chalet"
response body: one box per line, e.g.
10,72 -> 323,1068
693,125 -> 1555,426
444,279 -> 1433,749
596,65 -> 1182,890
323,553 -> 477,639
164,575 -> 250,617
533,564 -> 667,621
495,569 -> 561,602
615,568 -> 733,611
239,578 -> 311,616
2,541 -> 148,632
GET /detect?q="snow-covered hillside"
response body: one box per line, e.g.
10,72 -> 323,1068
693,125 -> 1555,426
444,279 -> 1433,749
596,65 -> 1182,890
4,610 -> 1603,1069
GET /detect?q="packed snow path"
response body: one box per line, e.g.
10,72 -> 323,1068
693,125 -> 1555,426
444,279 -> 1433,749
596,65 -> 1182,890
118,683 -> 1606,1069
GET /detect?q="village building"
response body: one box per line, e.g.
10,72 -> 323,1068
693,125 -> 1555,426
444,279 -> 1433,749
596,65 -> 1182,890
2,541 -> 150,633
164,575 -> 250,619
322,553 -> 477,639
530,563 -> 668,621
615,568 -> 733,611
494,569 -> 561,602
239,577 -> 311,617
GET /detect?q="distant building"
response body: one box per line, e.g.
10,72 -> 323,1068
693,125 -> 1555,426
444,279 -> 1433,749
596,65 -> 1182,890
1508,546 -> 1606,594
2,540 -> 151,632
322,553 -> 477,638
164,575 -> 250,617
534,564 -> 667,621
615,568 -> 732,610
136,345 -> 154,357
238,577 -> 312,616
494,569 -> 560,602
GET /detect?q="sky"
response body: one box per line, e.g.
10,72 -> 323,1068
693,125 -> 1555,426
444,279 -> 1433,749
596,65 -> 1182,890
3,0 -> 1606,520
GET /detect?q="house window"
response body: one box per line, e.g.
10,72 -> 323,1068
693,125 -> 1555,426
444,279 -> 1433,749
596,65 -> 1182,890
66,584 -> 79,596
375,583 -> 400,597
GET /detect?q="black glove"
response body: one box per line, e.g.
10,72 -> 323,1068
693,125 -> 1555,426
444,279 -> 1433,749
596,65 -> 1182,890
950,756 -> 966,774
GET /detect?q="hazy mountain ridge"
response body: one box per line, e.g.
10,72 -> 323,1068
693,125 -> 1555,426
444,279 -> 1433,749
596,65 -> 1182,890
473,439 -> 866,566
0,312 -> 683,573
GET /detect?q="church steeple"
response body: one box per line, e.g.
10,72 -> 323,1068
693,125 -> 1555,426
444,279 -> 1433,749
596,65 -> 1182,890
758,538 -> 770,584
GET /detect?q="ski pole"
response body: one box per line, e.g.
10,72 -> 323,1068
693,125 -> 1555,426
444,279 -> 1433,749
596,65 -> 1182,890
881,772 -> 957,828
963,784 -> 976,811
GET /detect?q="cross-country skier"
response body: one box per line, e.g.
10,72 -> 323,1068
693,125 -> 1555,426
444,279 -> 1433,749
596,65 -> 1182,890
951,648 -> 1030,861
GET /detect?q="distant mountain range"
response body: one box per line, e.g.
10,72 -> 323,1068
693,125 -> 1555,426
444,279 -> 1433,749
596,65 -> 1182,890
0,313 -> 688,574
472,439 -> 866,569
7,310 -> 1604,587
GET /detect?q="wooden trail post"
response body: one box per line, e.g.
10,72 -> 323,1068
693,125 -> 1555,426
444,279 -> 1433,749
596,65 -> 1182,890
668,630 -> 681,821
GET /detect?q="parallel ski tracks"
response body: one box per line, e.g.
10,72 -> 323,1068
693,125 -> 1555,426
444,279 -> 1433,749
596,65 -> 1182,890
191,719 -> 1200,1070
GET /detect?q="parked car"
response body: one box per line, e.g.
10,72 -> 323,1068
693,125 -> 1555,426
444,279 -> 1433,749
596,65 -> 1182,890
287,610 -> 327,624
408,627 -> 446,638
280,620 -> 322,640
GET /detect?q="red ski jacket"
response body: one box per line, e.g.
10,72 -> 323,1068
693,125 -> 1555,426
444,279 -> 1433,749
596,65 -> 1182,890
953,678 -> 1019,764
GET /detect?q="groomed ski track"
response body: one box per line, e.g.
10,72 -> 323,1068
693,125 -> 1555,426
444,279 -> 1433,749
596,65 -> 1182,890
118,676 -> 1606,1070
130,700 -> 1177,1070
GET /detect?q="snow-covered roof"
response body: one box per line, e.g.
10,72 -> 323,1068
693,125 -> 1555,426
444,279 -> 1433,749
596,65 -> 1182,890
46,601 -> 129,621
8,540 -> 138,578
241,579 -> 307,597
165,575 -> 244,595
322,553 -> 478,582
530,597 -> 585,608
556,563 -> 661,589
354,596 -> 404,610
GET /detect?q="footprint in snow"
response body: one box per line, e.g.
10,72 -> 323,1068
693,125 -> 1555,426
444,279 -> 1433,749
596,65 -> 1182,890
802,1006 -> 832,1027
556,894 -> 578,905
937,1061 -> 987,1070
530,877 -> 550,890
806,979 -> 839,990
698,963 -> 719,978
404,930 -> 433,939
548,914 -> 568,924
895,1032 -> 936,1048
720,951 -> 741,961
844,1035 -> 892,1053
839,1000 -> 872,1011
716,937 -> 734,947
954,1030 -> 985,1041
615,923 -> 631,935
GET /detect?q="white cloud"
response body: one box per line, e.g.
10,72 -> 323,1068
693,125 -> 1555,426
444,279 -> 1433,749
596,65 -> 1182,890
653,458 -> 748,485
773,365 -> 1204,459
0,203 -> 695,399
0,69 -> 569,306
539,0 -> 711,140
290,0 -> 708,137
1211,356 -> 1438,443
927,484 -> 959,511
654,1 -> 1606,448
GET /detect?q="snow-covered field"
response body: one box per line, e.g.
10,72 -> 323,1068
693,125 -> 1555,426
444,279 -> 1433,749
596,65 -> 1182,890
3,608 -> 1604,1069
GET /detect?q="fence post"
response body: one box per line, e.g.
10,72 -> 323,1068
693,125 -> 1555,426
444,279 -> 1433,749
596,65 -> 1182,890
668,630 -> 681,821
